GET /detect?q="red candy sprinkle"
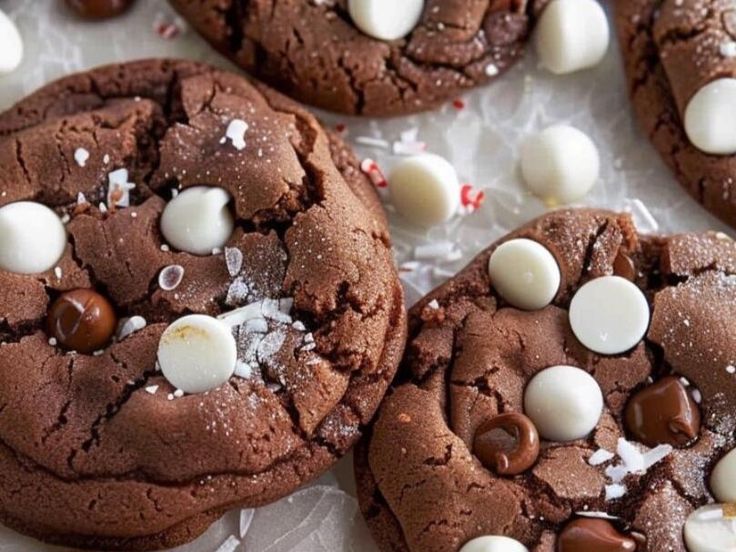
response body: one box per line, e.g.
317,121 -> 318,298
452,98 -> 466,110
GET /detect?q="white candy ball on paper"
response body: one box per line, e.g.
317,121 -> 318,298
524,365 -> 603,441
684,505 -> 736,552
160,186 -> 234,255
488,238 -> 560,310
569,276 -> 650,355
157,314 -> 237,394
0,202 -> 67,274
348,0 -> 424,41
684,78 -> 736,155
0,9 -> 23,75
711,448 -> 736,503
460,536 -> 529,552
388,153 -> 460,226
535,0 -> 610,74
520,125 -> 600,205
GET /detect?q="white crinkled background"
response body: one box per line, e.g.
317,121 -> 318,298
0,1 -> 732,551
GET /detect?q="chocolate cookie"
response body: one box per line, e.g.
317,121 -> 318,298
168,0 -> 543,116
355,209 -> 736,551
0,59 -> 406,550
615,0 -> 736,230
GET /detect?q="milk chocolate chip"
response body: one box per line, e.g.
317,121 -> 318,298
64,0 -> 134,19
473,412 -> 540,475
47,289 -> 117,353
624,376 -> 701,447
558,519 -> 637,552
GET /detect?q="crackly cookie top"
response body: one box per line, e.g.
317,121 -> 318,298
168,0 -> 545,116
356,209 -> 736,552
0,59 -> 405,549
615,0 -> 736,229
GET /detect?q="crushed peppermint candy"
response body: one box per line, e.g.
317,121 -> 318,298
221,119 -> 249,150
460,183 -> 486,212
153,12 -> 186,39
74,147 -> 90,167
158,264 -> 185,291
107,168 -> 136,208
145,385 -> 159,395
360,158 -> 388,188
117,316 -> 147,340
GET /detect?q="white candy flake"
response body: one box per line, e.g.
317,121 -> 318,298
117,316 -> 147,340
222,119 -> 249,150
74,147 -> 90,167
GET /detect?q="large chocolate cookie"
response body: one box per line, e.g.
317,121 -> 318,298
355,209 -> 736,551
168,0 -> 542,116
615,0 -> 736,229
0,59 -> 406,550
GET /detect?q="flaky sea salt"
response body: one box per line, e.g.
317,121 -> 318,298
588,449 -> 614,466
225,247 -> 244,276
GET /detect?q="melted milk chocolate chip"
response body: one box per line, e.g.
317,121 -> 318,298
558,519 -> 637,552
473,412 -> 540,475
624,376 -> 701,448
47,289 -> 117,353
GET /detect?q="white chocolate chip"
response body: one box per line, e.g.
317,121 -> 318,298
520,125 -> 600,205
524,365 -> 603,441
684,505 -> 736,552
459,535 -> 529,552
684,78 -> 736,155
569,276 -> 650,355
160,186 -> 234,256
348,0 -> 424,41
158,315 -> 237,394
711,448 -> 736,503
388,153 -> 460,226
0,202 -> 67,274
487,238 -> 560,310
534,0 -> 610,75
0,9 -> 23,74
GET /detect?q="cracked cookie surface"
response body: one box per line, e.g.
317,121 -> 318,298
355,209 -> 736,551
615,0 -> 736,229
0,59 -> 406,551
167,0 -> 544,116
